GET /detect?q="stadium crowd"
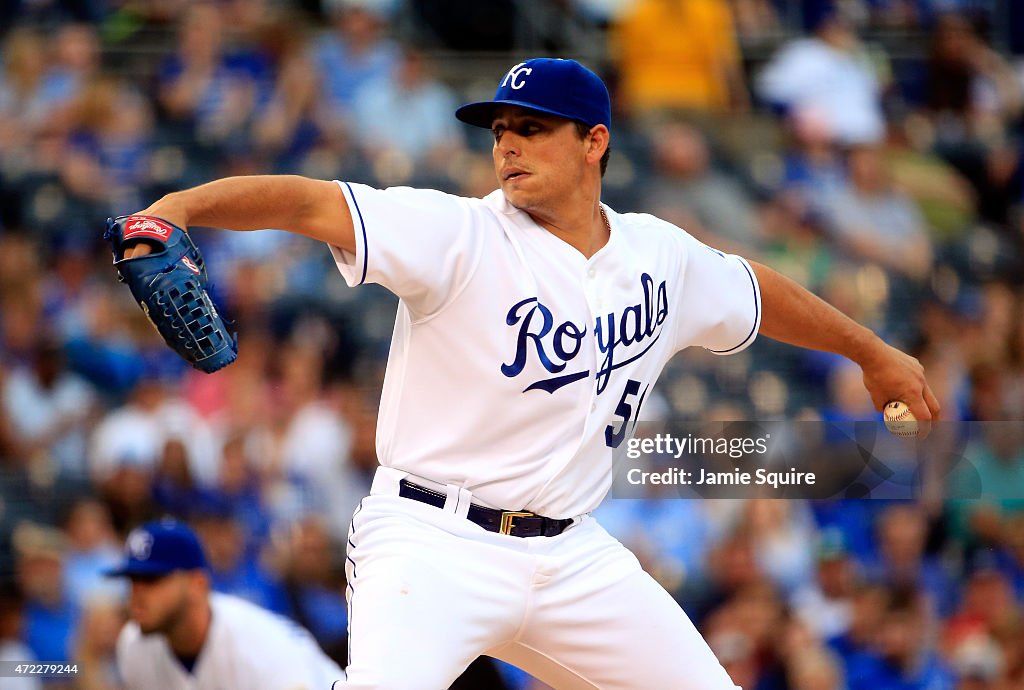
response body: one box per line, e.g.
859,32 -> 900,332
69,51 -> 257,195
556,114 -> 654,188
1,0 -> 1023,688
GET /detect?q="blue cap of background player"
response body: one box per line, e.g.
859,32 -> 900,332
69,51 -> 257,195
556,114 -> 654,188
456,58 -> 611,132
104,519 -> 208,578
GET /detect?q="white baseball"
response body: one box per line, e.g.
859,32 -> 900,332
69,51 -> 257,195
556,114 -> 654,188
884,401 -> 918,437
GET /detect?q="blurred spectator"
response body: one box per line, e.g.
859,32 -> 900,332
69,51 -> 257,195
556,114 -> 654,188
704,625 -> 758,690
217,256 -> 290,330
38,23 -> 102,138
277,516 -> 347,662
822,356 -> 881,423
61,77 -> 154,223
1,336 -> 97,479
912,296 -> 974,420
993,512 -> 1024,601
610,0 -> 749,117
865,504 -> 958,616
791,529 -> 859,640
88,374 -> 217,531
773,105 -> 849,216
828,583 -> 890,682
882,113 -> 977,242
819,145 -> 934,280
943,566 -> 1018,657
40,233 -> 108,340
761,616 -> 846,690
329,378 -> 378,509
72,595 -> 124,690
184,328 -> 274,424
741,499 -> 818,595
351,47 -> 465,183
0,239 -> 46,368
925,13 -> 1023,228
13,521 -> 79,666
641,121 -> 763,254
60,497 -> 124,609
246,343 -> 359,539
758,197 -> 835,295
191,497 -> 289,615
728,0 -> 780,44
966,358 -> 1017,423
948,632 -> 1005,690
926,13 -> 1022,146
678,528 -> 765,624
89,373 -> 218,488
851,587 -> 956,690
594,492 -> 714,594
252,18 -> 337,174
702,582 -> 786,687
0,582 -> 42,690
756,4 -> 887,145
151,438 -> 208,517
0,28 -> 59,155
786,644 -> 845,690
946,422 -> 1024,551
156,3 -> 272,157
212,434 -> 272,554
952,284 -> 1024,413
310,2 -> 398,128
61,286 -> 151,398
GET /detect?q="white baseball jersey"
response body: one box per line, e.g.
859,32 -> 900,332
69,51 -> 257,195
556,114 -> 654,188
329,182 -> 760,518
116,592 -> 343,690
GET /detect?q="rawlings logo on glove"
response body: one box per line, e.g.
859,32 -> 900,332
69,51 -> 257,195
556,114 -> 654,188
104,215 -> 238,374
123,218 -> 174,241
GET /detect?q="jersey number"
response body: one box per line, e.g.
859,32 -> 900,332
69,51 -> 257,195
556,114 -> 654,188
605,378 -> 650,449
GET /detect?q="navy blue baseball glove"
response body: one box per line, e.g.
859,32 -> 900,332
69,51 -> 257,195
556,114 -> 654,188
104,215 -> 237,374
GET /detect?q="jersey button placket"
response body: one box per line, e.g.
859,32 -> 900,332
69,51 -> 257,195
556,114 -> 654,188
584,264 -> 602,415
585,266 -> 603,310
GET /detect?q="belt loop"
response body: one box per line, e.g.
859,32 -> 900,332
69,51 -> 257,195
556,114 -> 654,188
444,485 -> 473,518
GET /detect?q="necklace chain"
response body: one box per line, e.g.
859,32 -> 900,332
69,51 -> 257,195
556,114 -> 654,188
599,205 -> 609,233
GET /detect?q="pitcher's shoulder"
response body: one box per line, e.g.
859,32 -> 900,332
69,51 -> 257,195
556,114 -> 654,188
610,209 -> 701,248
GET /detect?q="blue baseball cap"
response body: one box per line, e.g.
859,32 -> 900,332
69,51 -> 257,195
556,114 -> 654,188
456,58 -> 611,131
104,520 -> 208,578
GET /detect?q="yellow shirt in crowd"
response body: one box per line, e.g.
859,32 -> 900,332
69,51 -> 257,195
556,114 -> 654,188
612,0 -> 742,114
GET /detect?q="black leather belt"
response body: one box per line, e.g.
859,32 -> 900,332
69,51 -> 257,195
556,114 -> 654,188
398,479 -> 574,538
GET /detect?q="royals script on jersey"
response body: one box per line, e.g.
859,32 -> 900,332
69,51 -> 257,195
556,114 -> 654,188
330,183 -> 761,518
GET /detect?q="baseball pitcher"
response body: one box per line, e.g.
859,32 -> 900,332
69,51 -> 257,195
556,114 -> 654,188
108,58 -> 939,689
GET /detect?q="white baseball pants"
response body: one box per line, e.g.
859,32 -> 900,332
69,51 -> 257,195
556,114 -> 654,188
331,468 -> 741,690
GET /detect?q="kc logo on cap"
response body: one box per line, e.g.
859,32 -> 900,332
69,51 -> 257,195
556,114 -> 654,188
455,57 -> 611,132
104,519 -> 209,578
501,62 -> 533,90
127,528 -> 154,560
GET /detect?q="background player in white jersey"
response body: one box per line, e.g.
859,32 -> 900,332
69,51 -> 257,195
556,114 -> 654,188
105,520 -> 343,690
119,58 -> 940,689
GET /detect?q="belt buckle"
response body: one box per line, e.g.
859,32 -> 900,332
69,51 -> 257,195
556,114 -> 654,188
499,511 -> 534,535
